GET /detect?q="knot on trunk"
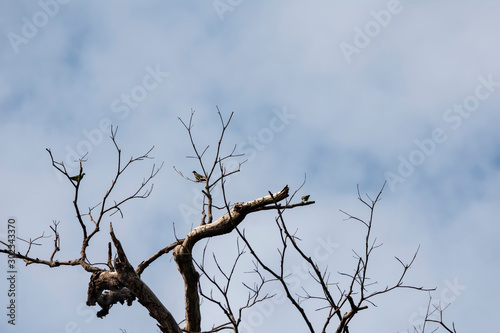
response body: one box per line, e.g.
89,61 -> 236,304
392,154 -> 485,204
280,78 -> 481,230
86,270 -> 136,318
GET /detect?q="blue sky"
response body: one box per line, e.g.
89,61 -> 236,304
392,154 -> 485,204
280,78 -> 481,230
1,1 -> 499,332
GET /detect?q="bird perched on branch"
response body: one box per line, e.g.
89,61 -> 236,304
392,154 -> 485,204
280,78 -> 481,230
301,195 -> 310,202
192,171 -> 206,182
69,173 -> 85,182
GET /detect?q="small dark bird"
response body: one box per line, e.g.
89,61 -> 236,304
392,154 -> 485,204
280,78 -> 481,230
69,173 -> 85,182
192,171 -> 206,182
301,195 -> 310,202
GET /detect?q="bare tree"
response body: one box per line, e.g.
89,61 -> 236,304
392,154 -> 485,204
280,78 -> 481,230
0,112 -> 457,332
407,295 -> 458,333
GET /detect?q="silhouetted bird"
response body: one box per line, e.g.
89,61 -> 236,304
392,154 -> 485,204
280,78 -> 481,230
192,171 -> 206,182
69,173 -> 85,182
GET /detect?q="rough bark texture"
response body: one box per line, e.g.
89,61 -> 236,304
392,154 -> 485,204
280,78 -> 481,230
87,270 -> 135,318
173,185 -> 289,332
86,225 -> 183,333
82,187 -> 289,333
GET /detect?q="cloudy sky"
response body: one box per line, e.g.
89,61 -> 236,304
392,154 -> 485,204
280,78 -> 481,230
1,1 -> 499,332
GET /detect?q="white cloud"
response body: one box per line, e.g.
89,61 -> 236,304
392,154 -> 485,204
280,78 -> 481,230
1,0 -> 499,332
